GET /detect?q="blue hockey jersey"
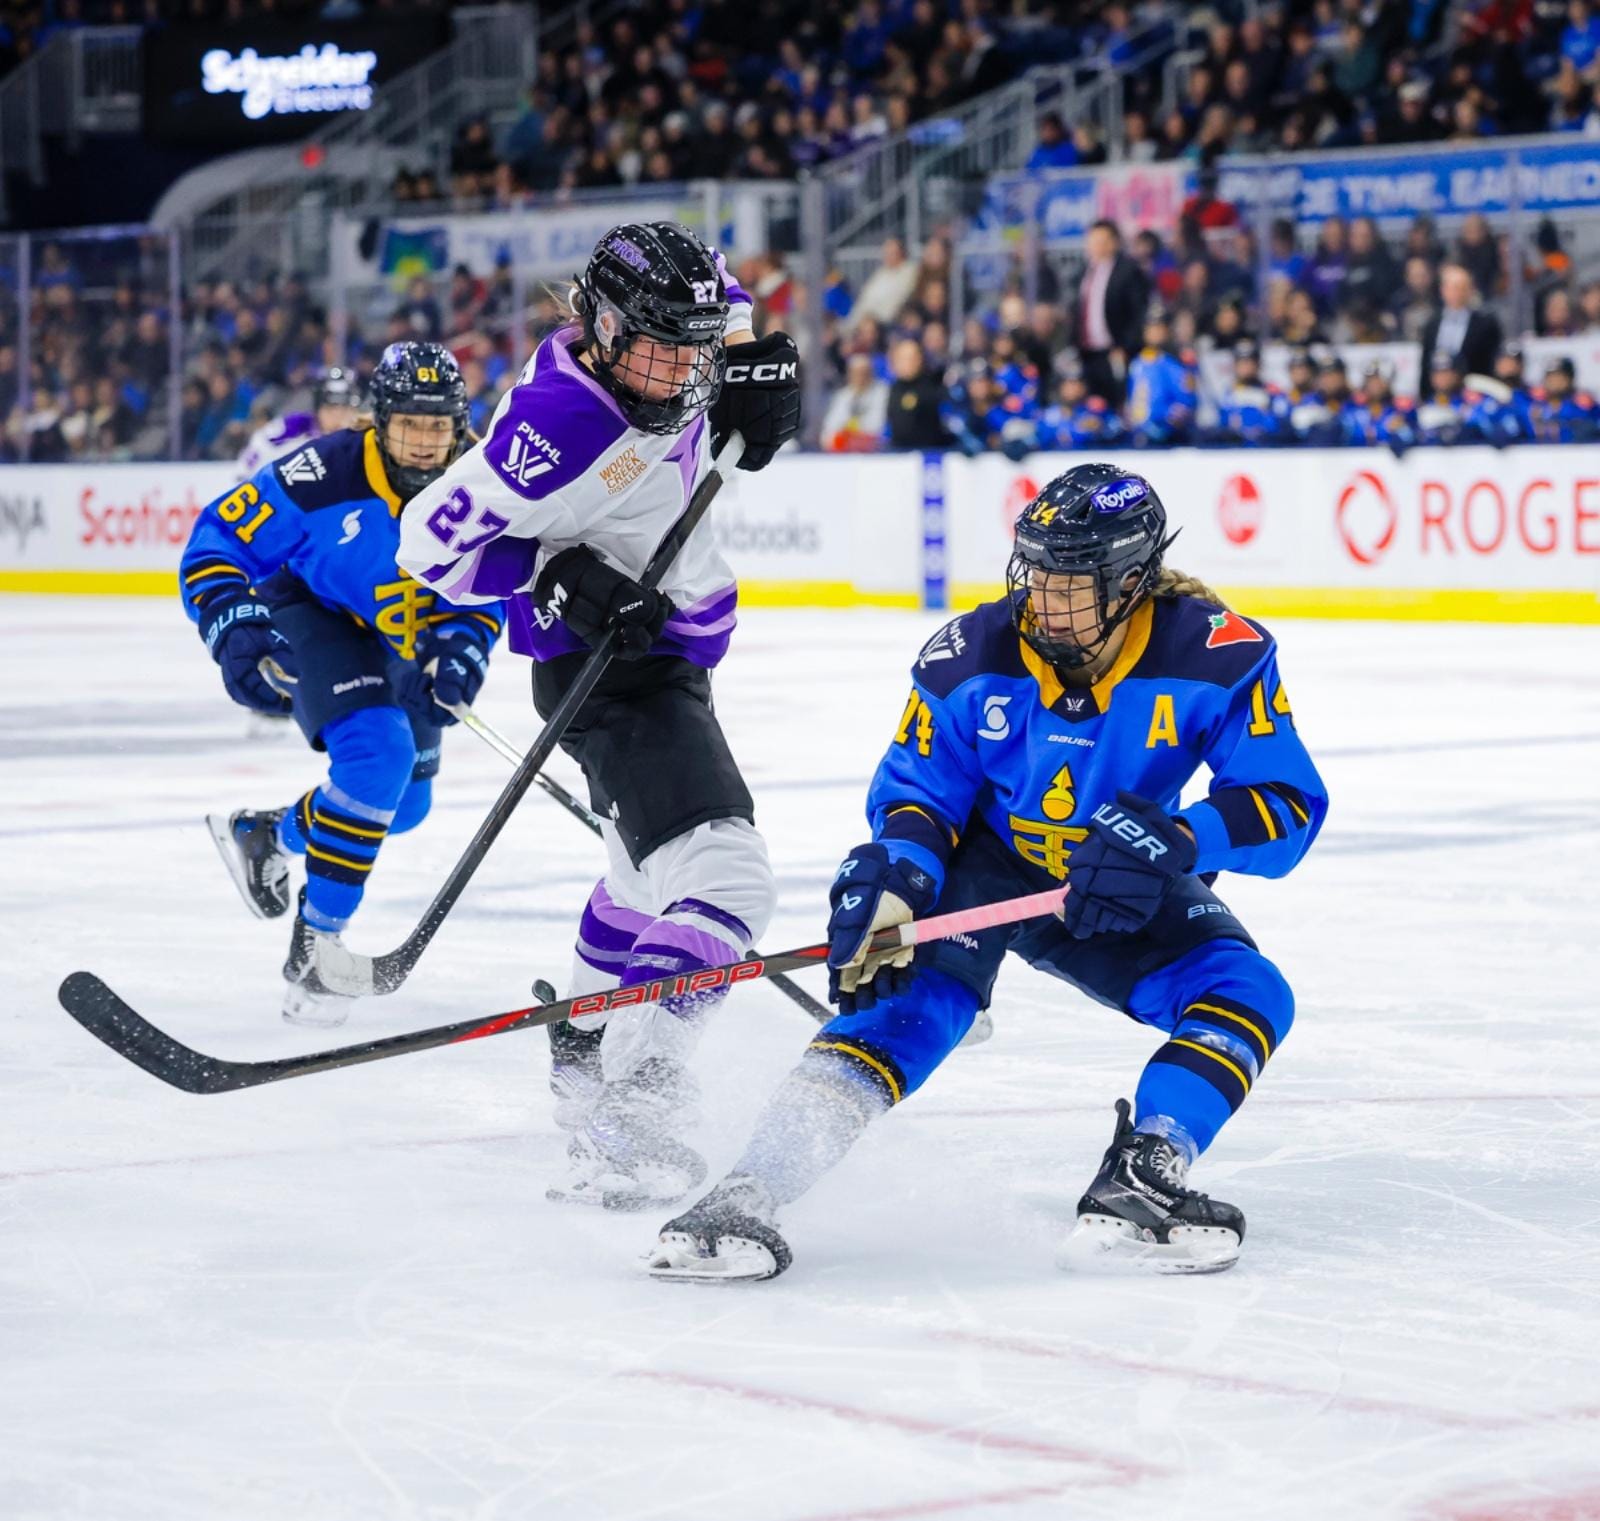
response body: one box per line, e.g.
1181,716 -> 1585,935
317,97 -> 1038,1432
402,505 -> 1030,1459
180,427 -> 506,659
866,594 -> 1328,894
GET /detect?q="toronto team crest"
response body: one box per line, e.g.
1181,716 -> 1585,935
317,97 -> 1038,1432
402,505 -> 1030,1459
1204,610 -> 1263,649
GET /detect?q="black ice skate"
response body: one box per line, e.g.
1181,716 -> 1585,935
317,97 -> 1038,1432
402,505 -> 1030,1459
1058,1099 -> 1245,1275
646,1175 -> 792,1282
546,1057 -> 707,1212
206,807 -> 292,920
281,892 -> 358,1028
546,1010 -> 605,1132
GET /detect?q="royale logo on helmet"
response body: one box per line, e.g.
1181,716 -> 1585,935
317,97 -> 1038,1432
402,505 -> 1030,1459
1090,479 -> 1150,514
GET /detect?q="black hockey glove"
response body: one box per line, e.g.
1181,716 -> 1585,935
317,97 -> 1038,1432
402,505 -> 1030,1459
202,599 -> 297,715
711,330 -> 802,471
1060,791 -> 1197,940
826,842 -> 938,1014
533,545 -> 675,660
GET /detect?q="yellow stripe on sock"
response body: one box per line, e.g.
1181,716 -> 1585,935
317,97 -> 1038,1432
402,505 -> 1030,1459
1186,1002 -> 1274,1059
810,1040 -> 902,1104
306,845 -> 374,873
313,810 -> 387,840
1171,1038 -> 1251,1094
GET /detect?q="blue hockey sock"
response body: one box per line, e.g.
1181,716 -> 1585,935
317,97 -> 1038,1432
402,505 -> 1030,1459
295,707 -> 414,933
1127,943 -> 1294,1157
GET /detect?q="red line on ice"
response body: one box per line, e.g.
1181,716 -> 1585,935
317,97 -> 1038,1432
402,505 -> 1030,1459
933,1329 -> 1597,1435
1430,1484 -> 1600,1520
623,1369 -> 1162,1482
781,1483 -> 1069,1521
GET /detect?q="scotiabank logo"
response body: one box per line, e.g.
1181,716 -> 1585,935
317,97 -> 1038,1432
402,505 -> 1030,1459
80,485 -> 207,548
1335,468 -> 1600,564
1217,473 -> 1262,546
1335,470 -> 1399,565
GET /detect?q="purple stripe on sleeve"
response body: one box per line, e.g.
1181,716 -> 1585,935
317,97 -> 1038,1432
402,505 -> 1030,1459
712,248 -> 753,317
461,535 -> 540,600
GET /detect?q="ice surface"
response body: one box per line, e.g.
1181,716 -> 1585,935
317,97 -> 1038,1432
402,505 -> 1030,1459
3,594 -> 1599,1521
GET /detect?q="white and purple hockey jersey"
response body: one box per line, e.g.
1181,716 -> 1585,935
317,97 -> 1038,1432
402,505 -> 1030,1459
235,412 -> 316,483
396,277 -> 752,669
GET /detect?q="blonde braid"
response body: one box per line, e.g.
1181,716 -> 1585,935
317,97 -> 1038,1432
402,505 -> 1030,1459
1155,567 -> 1229,610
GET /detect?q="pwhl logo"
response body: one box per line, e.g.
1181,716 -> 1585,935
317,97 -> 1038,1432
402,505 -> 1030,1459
1217,474 -> 1262,546
1336,470 -> 1398,566
0,493 -> 47,554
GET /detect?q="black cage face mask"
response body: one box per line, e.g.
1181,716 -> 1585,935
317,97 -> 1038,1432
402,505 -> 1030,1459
586,294 -> 726,435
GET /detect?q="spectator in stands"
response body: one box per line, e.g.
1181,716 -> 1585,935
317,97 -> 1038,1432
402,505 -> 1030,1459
1420,263 -> 1504,381
1456,212 -> 1504,298
822,353 -> 890,451
1073,219 -> 1148,408
1340,218 -> 1402,320
1027,111 -> 1078,169
885,336 -> 948,449
1562,0 -> 1600,74
848,236 -> 920,333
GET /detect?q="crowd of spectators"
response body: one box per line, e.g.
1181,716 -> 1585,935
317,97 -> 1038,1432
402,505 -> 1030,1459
818,208 -> 1600,456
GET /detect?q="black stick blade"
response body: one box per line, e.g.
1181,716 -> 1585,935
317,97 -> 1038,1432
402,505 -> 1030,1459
58,971 -> 249,1094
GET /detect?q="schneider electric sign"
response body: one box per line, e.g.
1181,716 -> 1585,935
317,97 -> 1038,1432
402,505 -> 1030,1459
200,43 -> 379,121
144,20 -> 446,142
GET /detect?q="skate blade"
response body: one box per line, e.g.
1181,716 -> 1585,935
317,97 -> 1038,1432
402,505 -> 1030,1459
644,1231 -> 782,1282
280,985 -> 352,1029
206,813 -> 287,921
957,1009 -> 995,1049
1057,1214 -> 1240,1276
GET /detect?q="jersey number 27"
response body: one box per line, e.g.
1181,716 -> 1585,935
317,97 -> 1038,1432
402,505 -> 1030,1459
426,487 -> 508,554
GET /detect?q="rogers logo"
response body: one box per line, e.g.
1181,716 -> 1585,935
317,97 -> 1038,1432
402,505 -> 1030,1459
1003,473 -> 1040,528
1336,470 -> 1398,566
80,485 -> 206,548
1217,474 -> 1262,546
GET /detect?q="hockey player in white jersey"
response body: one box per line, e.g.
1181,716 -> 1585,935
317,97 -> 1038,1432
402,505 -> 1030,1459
397,222 -> 802,1210
235,369 -> 362,482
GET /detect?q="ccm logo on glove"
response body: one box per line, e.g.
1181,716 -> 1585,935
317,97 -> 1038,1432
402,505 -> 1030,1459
1090,802 -> 1171,860
724,361 -> 799,383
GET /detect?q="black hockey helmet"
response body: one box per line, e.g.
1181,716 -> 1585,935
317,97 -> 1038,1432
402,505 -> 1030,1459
314,366 -> 361,414
572,222 -> 728,435
370,341 -> 469,501
1007,463 -> 1178,671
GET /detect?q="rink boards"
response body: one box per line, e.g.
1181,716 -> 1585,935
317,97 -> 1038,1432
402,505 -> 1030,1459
2,445 -> 1598,621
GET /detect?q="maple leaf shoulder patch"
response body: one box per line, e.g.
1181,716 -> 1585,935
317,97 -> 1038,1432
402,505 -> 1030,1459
1205,610 -> 1264,649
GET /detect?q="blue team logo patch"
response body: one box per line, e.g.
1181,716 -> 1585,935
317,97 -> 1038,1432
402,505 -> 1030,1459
1090,478 -> 1149,514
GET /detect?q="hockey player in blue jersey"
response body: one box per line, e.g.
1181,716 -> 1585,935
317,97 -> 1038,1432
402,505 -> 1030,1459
1125,307 -> 1196,447
1528,356 -> 1599,442
1414,354 -> 1468,446
1033,353 -> 1127,450
648,463 -> 1327,1281
1204,338 -> 1290,446
1342,362 -> 1416,455
182,341 -> 505,1025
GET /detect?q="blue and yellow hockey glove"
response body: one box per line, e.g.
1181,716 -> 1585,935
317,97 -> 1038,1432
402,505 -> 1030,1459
202,600 -> 297,715
1060,791 -> 1197,940
826,842 -> 937,1014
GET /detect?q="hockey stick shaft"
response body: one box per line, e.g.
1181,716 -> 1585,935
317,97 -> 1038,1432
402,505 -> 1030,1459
323,431 -> 745,997
56,884 -> 1065,1094
455,706 -> 835,1026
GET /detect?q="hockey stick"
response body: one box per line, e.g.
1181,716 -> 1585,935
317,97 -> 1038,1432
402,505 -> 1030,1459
454,704 -> 836,1026
56,884 -> 1066,1094
311,430 -> 746,999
